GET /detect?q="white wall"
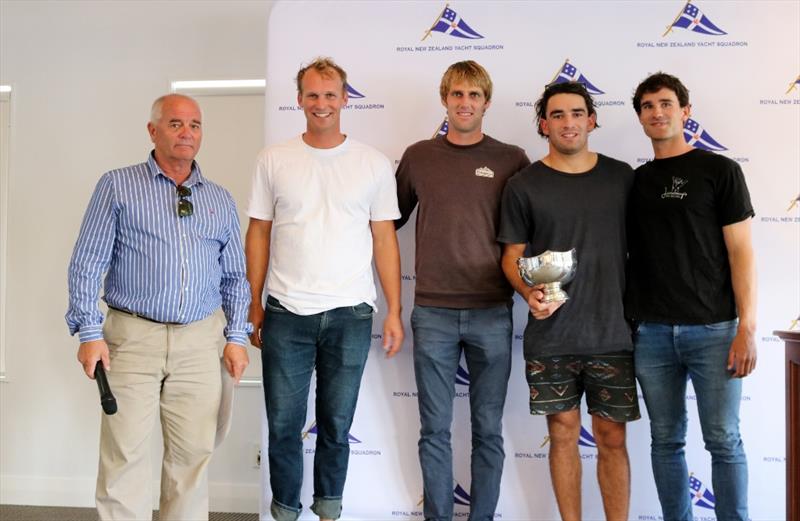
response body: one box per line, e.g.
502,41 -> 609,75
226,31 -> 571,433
0,0 -> 273,511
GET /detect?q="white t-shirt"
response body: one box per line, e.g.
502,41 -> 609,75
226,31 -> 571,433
247,135 -> 400,315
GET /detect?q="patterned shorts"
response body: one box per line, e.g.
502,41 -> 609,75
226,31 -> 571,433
525,351 -> 640,422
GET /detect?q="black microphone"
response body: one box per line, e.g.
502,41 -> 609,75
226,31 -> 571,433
94,361 -> 118,415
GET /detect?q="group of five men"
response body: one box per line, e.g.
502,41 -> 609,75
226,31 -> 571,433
66,57 -> 756,521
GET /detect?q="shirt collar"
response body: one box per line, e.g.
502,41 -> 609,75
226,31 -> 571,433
147,150 -> 205,187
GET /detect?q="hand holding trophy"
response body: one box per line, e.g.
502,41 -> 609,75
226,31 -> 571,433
517,249 -> 577,303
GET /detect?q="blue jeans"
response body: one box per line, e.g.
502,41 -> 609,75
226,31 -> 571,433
411,304 -> 512,521
634,320 -> 748,521
261,296 -> 373,521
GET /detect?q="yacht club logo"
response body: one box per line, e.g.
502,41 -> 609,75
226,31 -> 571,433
454,482 -> 471,506
788,193 -> 799,212
689,473 -> 716,509
636,1 -> 746,49
455,363 -> 470,386
662,177 -> 688,200
684,118 -> 727,151
550,59 -> 604,95
302,421 -> 362,444
345,83 -> 365,99
396,3 -> 503,54
517,60 -> 625,110
423,4 -> 483,40
433,118 -> 449,138
663,1 -> 727,36
278,78 -> 382,111
788,74 -> 800,94
578,425 -> 597,448
759,75 -> 800,106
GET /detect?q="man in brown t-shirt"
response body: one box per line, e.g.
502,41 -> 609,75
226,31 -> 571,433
395,60 -> 529,521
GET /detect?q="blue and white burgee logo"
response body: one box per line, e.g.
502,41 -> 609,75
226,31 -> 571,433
787,74 -> 800,94
455,363 -> 470,386
551,59 -> 604,96
684,118 -> 727,151
303,421 -> 362,444
345,83 -> 366,99
453,482 -> 471,506
423,4 -> 484,40
433,118 -> 449,138
664,1 -> 727,36
578,425 -> 597,448
688,473 -> 716,509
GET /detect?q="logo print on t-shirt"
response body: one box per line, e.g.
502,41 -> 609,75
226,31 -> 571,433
475,166 -> 494,178
662,176 -> 688,199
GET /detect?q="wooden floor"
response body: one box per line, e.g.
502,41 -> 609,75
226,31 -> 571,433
0,504 -> 258,521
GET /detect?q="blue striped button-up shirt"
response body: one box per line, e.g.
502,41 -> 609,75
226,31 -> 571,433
66,153 -> 252,345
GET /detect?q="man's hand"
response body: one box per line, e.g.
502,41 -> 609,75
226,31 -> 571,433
248,304 -> 264,348
527,284 -> 564,320
77,339 -> 110,379
381,313 -> 404,358
223,343 -> 249,383
727,329 -> 757,378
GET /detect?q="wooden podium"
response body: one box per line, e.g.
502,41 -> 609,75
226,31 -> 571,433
775,330 -> 800,521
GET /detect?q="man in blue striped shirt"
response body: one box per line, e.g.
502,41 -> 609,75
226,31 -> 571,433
65,93 -> 252,521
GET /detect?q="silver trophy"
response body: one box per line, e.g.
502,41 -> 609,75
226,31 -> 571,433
517,249 -> 577,303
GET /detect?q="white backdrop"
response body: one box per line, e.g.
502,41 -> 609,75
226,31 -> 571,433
258,1 -> 800,519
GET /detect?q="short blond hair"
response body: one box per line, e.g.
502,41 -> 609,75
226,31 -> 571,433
296,57 -> 347,95
439,61 -> 493,102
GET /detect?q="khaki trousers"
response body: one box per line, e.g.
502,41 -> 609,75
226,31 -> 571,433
96,309 -> 224,521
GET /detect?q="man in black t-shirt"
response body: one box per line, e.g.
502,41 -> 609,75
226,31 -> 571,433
627,72 -> 756,521
499,81 -> 638,521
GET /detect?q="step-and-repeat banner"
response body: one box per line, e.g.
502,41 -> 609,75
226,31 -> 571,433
258,1 -> 799,519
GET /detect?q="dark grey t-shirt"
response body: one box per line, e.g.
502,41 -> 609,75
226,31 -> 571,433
498,155 -> 634,358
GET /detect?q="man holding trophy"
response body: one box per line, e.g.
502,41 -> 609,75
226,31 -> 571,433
498,81 -> 638,521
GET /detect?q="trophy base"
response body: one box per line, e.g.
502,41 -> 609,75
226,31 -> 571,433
542,282 -> 569,304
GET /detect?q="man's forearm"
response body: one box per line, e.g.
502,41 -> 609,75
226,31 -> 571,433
723,219 -> 757,333
245,219 -> 272,306
371,221 -> 402,315
501,245 -> 533,300
729,244 -> 757,333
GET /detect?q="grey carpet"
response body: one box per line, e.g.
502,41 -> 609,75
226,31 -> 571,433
0,505 -> 258,521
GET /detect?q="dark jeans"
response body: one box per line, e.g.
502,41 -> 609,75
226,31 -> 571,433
261,296 -> 373,521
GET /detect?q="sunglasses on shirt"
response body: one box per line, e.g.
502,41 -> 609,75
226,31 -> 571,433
177,185 -> 193,218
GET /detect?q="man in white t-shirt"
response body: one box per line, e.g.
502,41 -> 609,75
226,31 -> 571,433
245,57 -> 404,521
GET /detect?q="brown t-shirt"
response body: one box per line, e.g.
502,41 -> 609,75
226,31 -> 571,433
396,135 -> 530,308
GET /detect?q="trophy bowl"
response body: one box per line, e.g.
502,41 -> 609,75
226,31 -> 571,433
517,249 -> 577,303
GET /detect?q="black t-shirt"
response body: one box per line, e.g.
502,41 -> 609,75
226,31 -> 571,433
498,155 -> 634,358
624,148 -> 754,324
